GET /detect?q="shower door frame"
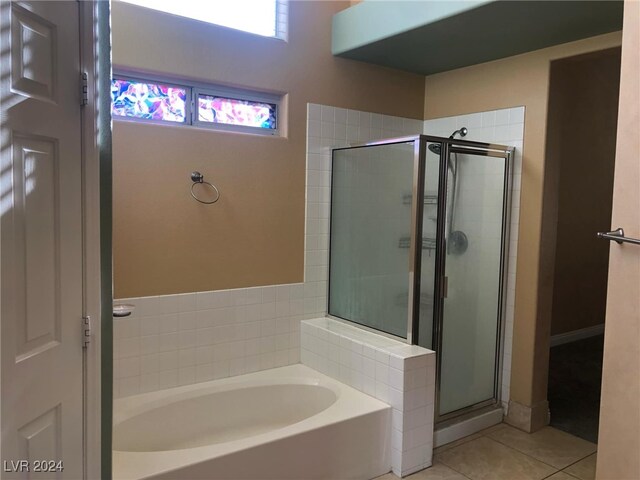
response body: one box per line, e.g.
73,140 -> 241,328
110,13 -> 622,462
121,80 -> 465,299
428,137 -> 515,424
327,135 -> 514,423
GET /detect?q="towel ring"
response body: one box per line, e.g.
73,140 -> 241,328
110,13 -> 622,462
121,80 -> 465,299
190,171 -> 220,204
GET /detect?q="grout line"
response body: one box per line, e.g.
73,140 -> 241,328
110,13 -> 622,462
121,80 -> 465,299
435,425 -> 595,480
482,435 -> 561,470
432,457 -> 475,479
434,422 -> 508,456
558,471 -> 582,480
434,433 -> 483,455
541,473 -> 561,480
482,428 -> 597,472
437,436 -> 562,479
559,452 -> 597,476
447,432 -> 563,472
436,460 -> 475,480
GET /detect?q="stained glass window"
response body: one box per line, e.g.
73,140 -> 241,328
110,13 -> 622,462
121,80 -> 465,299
111,78 -> 187,123
197,94 -> 277,130
111,74 -> 281,135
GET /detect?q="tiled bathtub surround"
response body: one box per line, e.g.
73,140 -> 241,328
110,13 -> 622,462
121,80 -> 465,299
301,318 -> 436,477
114,284 -> 311,398
424,107 -> 525,409
113,104 -> 423,398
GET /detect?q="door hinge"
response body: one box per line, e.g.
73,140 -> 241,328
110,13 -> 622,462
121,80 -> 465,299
80,72 -> 88,106
82,315 -> 92,347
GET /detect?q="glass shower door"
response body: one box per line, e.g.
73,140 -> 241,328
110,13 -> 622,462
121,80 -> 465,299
329,140 -> 419,339
437,146 -> 510,418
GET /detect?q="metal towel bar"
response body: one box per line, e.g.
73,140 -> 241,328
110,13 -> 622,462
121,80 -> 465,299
597,227 -> 640,246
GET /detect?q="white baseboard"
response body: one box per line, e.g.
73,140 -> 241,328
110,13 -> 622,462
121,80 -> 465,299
550,324 -> 605,347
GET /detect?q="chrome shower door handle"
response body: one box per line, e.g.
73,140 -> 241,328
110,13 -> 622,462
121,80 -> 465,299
597,227 -> 640,246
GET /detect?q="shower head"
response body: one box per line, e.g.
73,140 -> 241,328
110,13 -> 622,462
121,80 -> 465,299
449,127 -> 468,139
427,127 -> 469,155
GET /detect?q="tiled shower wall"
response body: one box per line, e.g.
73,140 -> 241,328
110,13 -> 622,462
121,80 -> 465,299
113,104 -> 422,398
424,107 -> 525,409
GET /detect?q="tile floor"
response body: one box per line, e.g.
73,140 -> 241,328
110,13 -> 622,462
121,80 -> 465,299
376,423 -> 597,480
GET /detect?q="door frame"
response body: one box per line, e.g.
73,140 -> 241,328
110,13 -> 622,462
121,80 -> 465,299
79,2 -> 110,478
0,1 -> 106,478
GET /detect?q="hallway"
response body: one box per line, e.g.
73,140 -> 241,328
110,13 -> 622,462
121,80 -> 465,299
548,335 -> 604,443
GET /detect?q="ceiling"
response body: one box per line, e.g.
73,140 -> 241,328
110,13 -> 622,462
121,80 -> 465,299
332,1 -> 624,76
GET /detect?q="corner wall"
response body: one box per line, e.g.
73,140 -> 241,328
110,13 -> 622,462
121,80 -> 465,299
111,1 -> 425,298
423,31 -> 622,430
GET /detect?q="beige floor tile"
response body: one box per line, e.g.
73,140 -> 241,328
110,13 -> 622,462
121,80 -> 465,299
374,462 -> 470,480
487,426 -> 596,469
563,453 -> 597,480
545,472 -> 577,480
476,423 -> 509,437
435,436 -> 558,480
408,462 -> 470,479
435,423 -> 508,455
434,433 -> 484,455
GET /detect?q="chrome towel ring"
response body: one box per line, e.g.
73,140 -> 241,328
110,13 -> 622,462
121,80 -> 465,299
190,171 -> 220,204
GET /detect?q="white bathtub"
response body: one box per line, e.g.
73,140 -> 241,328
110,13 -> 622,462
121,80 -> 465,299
113,364 -> 392,479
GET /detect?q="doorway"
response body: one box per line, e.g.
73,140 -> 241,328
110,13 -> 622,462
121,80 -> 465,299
544,47 -> 622,443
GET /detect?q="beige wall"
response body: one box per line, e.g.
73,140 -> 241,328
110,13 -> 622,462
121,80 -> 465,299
596,1 -> 640,477
547,48 -> 620,336
111,1 -> 425,298
423,31 -> 622,425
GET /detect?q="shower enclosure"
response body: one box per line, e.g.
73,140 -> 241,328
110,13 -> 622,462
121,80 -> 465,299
328,135 -> 514,422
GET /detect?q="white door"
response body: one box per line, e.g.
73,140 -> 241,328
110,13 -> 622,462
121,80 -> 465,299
1,1 -> 84,478
596,1 -> 640,478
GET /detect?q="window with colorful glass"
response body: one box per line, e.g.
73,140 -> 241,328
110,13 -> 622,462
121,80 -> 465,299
196,93 -> 277,131
111,78 -> 188,123
111,75 -> 281,135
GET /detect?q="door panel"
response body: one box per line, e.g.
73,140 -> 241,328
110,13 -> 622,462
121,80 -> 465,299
10,3 -> 57,102
13,134 -> 61,361
1,1 -> 84,478
437,148 -> 509,418
17,406 -> 61,472
596,1 -> 640,478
